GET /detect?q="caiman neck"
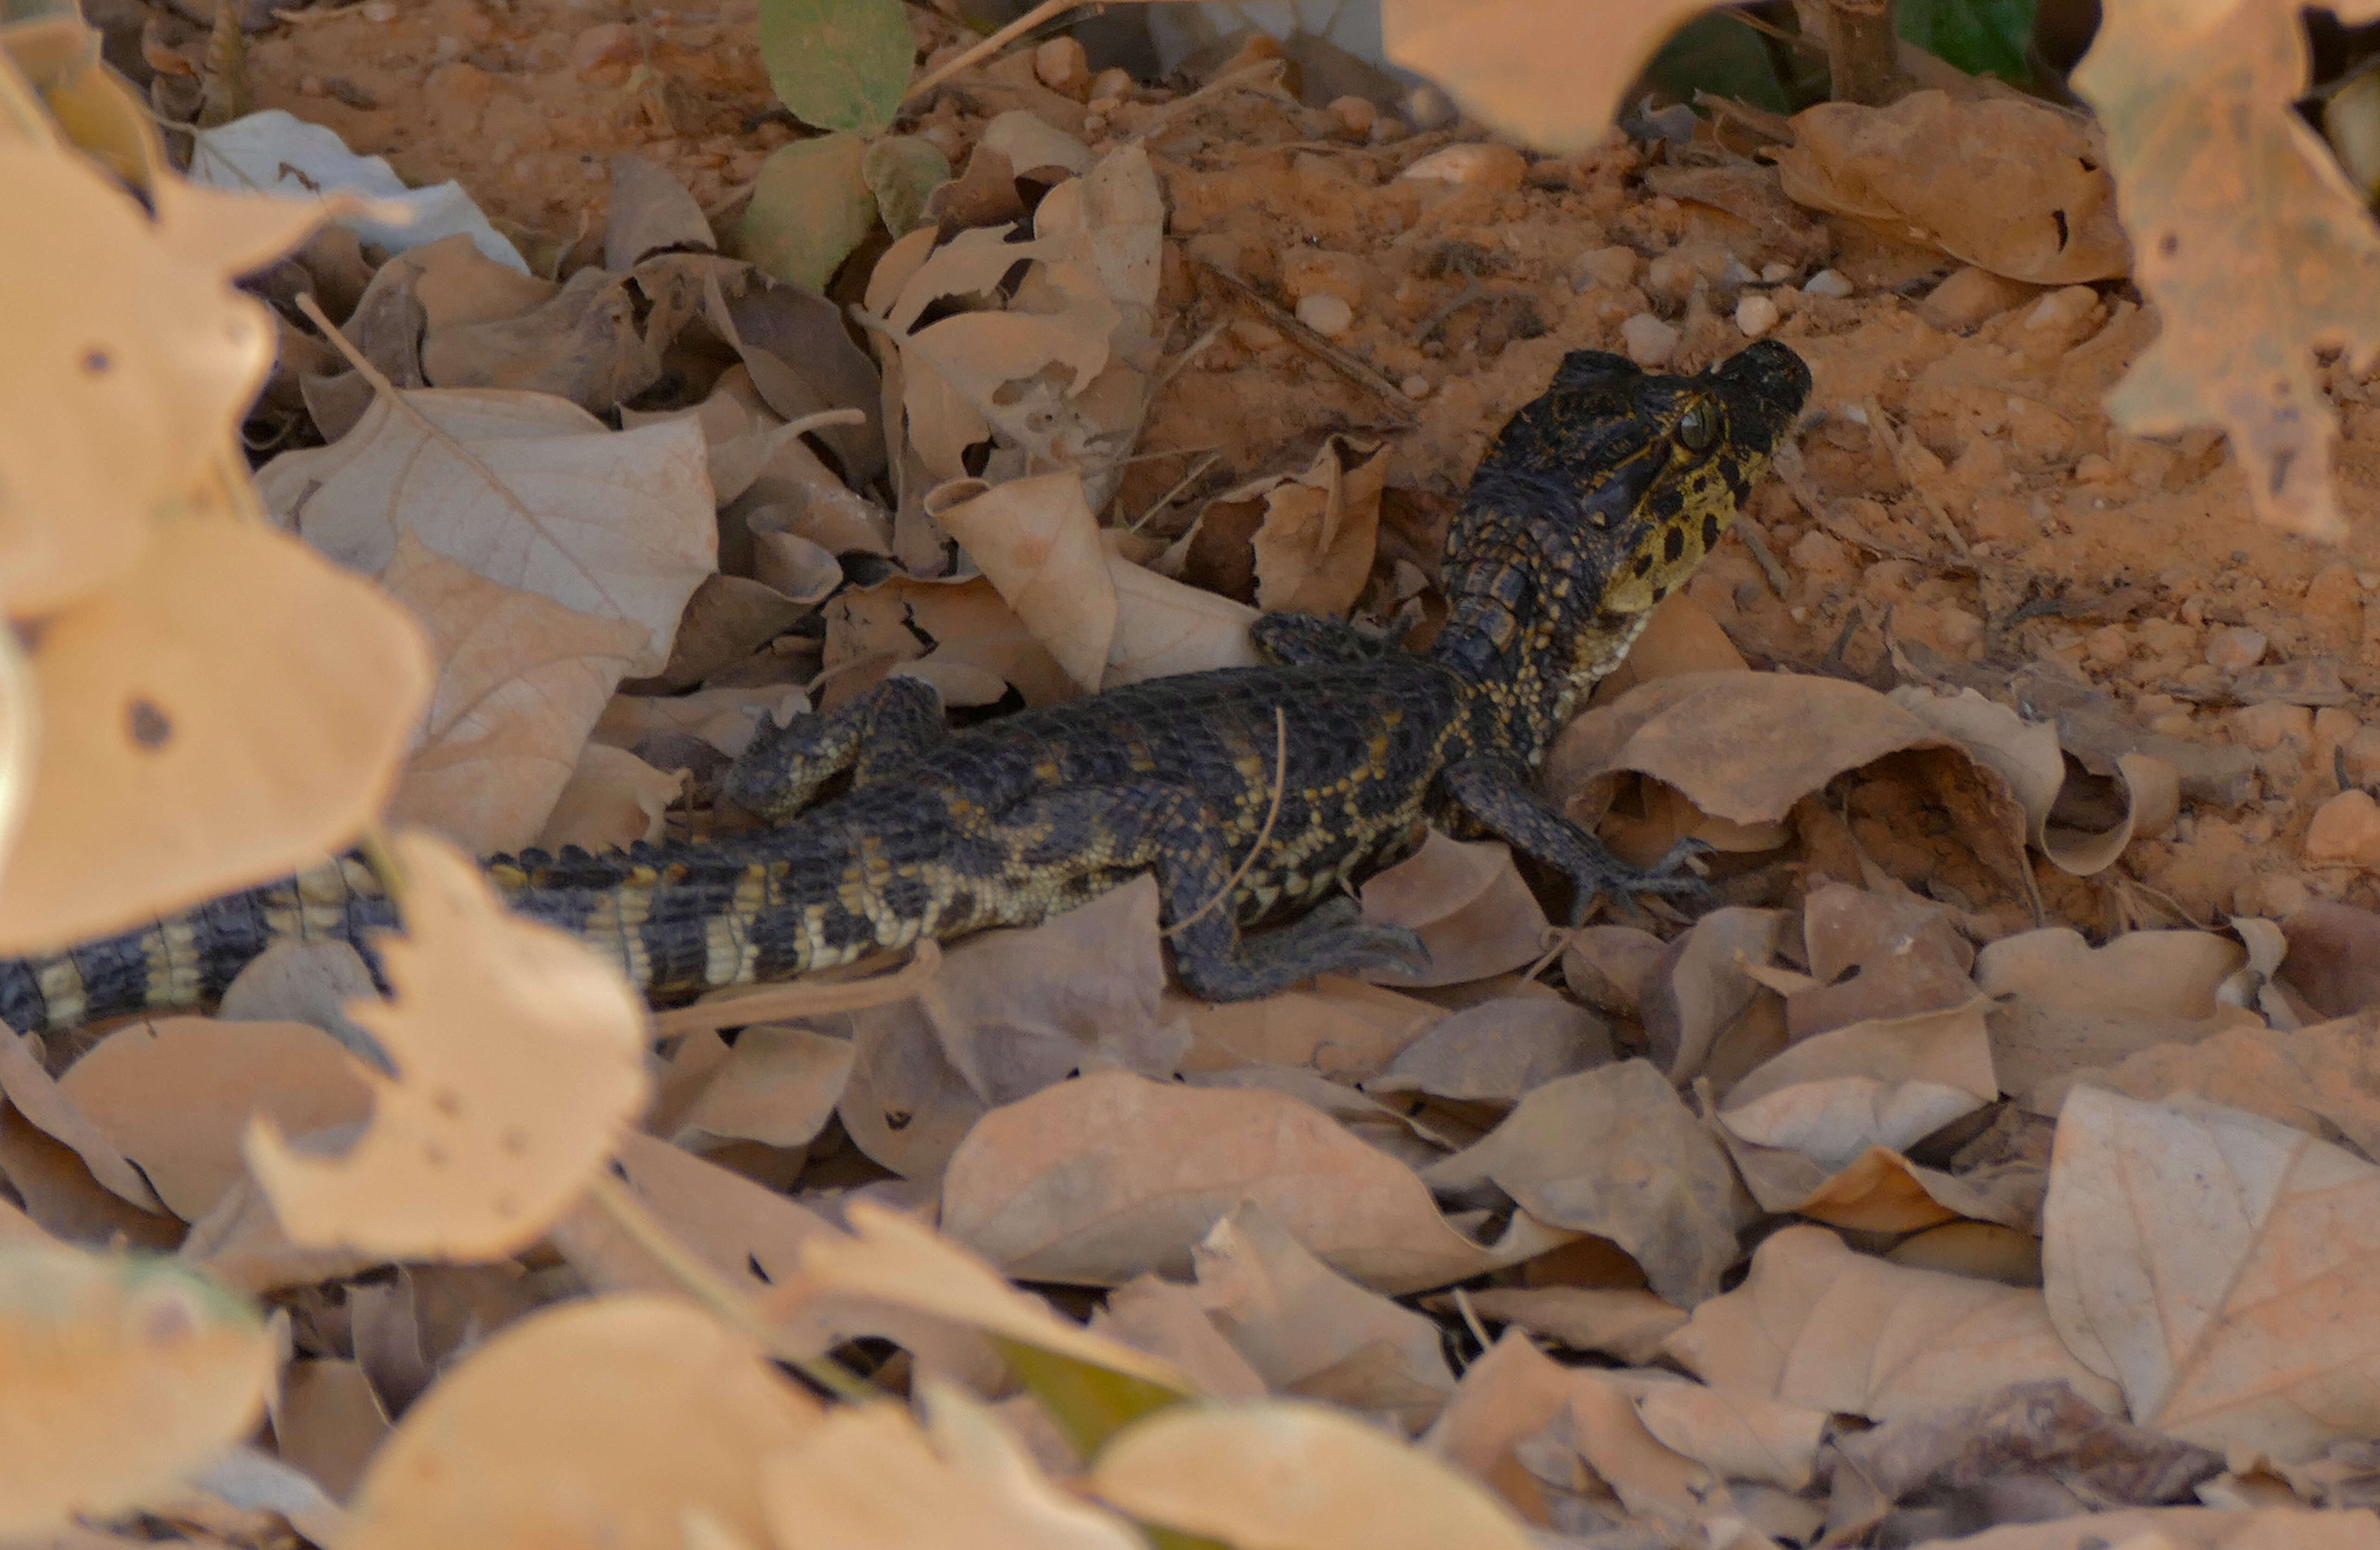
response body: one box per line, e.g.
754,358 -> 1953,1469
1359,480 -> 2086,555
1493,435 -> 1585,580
1423,511 -> 1647,768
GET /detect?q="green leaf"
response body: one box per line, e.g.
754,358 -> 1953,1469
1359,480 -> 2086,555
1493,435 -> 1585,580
993,1335 -> 1191,1459
756,0 -> 915,137
730,132 -> 877,292
1898,0 -> 2037,84
863,134 -> 952,238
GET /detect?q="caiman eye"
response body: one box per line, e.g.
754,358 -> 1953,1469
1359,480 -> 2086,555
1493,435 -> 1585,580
1676,399 -> 1718,453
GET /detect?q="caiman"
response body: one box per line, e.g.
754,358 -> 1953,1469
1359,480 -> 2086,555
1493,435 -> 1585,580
1,340 -> 1811,1031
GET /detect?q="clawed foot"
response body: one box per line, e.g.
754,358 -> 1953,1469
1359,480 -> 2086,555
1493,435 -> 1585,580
1170,895 -> 1432,1000
1569,838 -> 1713,924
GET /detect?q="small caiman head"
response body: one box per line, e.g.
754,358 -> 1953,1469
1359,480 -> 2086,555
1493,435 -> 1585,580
1432,339 -> 1813,758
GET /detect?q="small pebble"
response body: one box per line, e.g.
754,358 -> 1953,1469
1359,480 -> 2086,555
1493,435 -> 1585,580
2342,724 -> 2380,786
1759,261 -> 1795,282
2229,702 -> 2311,751
2307,790 -> 2380,867
1089,66 -> 1133,100
1367,115 -> 1406,144
1405,83 -> 1456,130
1228,317 -> 1282,351
1399,142 -> 1527,191
1619,312 -> 1679,368
1918,265 -> 2041,331
1734,293 -> 1780,339
1803,268 -> 1854,299
1033,35 -> 1089,94
1327,95 -> 1376,138
2205,625 -> 2269,672
360,0 -> 396,18
2025,284 -> 2100,330
2073,453 -> 2118,483
1400,373 -> 1431,400
1643,253 -> 1697,305
1573,245 -> 1637,289
1295,293 -> 1353,337
2083,625 -> 2130,667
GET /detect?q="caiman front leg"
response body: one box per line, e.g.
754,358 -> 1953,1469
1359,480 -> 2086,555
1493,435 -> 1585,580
991,781 -> 1427,1001
1248,611 -> 1396,667
722,674 -> 947,823
1436,756 -> 1708,924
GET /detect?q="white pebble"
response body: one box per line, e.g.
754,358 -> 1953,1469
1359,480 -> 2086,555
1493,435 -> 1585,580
1619,312 -> 1679,368
1573,245 -> 1637,289
1760,261 -> 1796,282
1804,268 -> 1855,299
1399,142 -> 1527,191
1295,293 -> 1353,338
1735,293 -> 1780,339
1033,36 -> 1089,94
1401,373 -> 1431,399
1327,95 -> 1376,137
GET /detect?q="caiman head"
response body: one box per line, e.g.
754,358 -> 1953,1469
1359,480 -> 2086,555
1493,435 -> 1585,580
1433,339 -> 1813,756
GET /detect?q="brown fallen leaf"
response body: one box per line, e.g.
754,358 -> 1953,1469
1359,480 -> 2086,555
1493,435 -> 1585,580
58,1017 -> 370,1223
940,1070 -> 1573,1295
341,1296 -> 821,1550
2043,1087 -> 2380,1459
1773,91 -> 2129,284
1364,995 -> 1612,1103
256,387 -> 717,676
1196,435 -> 1387,619
1976,926 -> 2257,1106
0,1244 -> 274,1537
379,532 -> 650,855
420,267 -> 663,415
1174,976 -> 1443,1081
533,742 -> 683,855
2072,0 -> 2380,540
244,833 -> 648,1261
663,1022 -> 853,1154
821,573 -> 1076,711
1423,1061 -> 1752,1307
927,472 -> 1118,693
2059,1009 -> 2380,1161
1633,1380 -> 1827,1493
1188,1203 -> 1454,1426
272,1356 -> 392,1502
1639,907 -> 1788,1084
1360,831 -> 1551,989
1095,1398 -> 1537,1550
1790,883 -> 1975,1037
1883,1507 -> 2380,1549
759,1384 -> 1145,1550
0,516 -> 429,955
1718,1000 -> 1998,1175
1665,1224 -> 2121,1422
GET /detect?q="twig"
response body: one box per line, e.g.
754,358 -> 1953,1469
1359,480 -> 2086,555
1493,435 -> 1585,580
1733,516 -> 1792,599
1191,256 -> 1416,426
1149,321 -> 1226,400
1163,708 -> 1288,938
582,1170 -> 879,1402
1128,449 -> 1223,533
648,939 -> 942,1036
270,1 -> 369,21
1123,57 -> 1297,147
1450,1286 -> 1495,1358
901,0 -> 1075,105
1861,397 -> 1969,557
1411,279 -> 1491,345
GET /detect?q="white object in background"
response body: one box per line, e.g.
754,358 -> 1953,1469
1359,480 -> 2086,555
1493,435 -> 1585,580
189,109 -> 528,273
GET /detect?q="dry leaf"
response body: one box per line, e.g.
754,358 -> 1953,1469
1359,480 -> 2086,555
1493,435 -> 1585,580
0,144 -> 273,614
342,1295 -> 820,1550
667,1022 -> 853,1153
1095,1276 -> 1270,1401
927,473 -> 1118,693
2073,0 -> 2380,540
1442,1286 -> 1687,1366
0,1244 -> 273,1536
244,833 -> 648,1260
1094,1398 -> 1537,1550
0,517 -> 429,954
1978,927 -> 2256,1107
533,742 -> 684,854
1789,883 -> 1975,1037
1774,91 -> 2130,284
2043,1087 -> 2380,1459
1175,976 -> 1442,1081
1229,436 -> 1388,618
1359,831 -> 1551,988
58,1018 -> 370,1223
759,1385 -> 1145,1550
1664,1224 -> 2122,1422
1633,1381 -> 1827,1491
2061,1009 -> 2380,1160
379,532 -> 650,854
257,387 -> 715,674
941,1070 -> 1573,1295
272,1356 -> 392,1502
1364,995 -> 1613,1103
1100,541 -> 1265,686
1718,1000 -> 1998,1174
1422,1061 -> 1751,1307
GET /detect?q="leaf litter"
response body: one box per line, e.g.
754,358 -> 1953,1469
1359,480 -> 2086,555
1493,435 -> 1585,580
20,0 -> 2380,1545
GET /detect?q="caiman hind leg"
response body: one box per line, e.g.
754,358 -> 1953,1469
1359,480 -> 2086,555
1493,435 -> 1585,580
1436,756 -> 1708,924
987,780 -> 1426,1002
722,674 -> 948,822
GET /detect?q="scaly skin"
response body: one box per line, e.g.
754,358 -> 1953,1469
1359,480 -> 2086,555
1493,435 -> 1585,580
0,342 -> 1811,1029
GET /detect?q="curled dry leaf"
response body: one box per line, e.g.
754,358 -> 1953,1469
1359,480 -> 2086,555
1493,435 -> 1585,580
1100,536 -> 1265,685
1718,1000 -> 1998,1175
0,144 -> 274,614
1364,995 -> 1613,1103
1791,883 -> 1975,1037
822,573 -> 1075,710
1441,1285 -> 1688,1367
1094,1398 -> 1537,1550
941,1070 -> 1573,1296
58,1017 -> 370,1223
2073,0 -> 2380,540
1095,1276 -> 1269,1401
244,832 -> 649,1261
2044,1087 -> 2380,1459
1977,926 -> 2257,1107
928,472 -> 1119,693
0,517 -> 429,954
760,1385 -> 1145,1550
533,742 -> 684,854
256,387 -> 716,675
1632,1381 -> 1828,1492
1176,976 -> 1442,1081
1358,831 -> 1551,989
1773,91 -> 2130,285
1189,1204 -> 1455,1423
1889,685 -> 2147,877
1664,1224 -> 2122,1422
343,1295 -> 820,1550
1423,1061 -> 1750,1308
1887,1507 -> 2380,1549
0,1244 -> 273,1537
379,532 -> 650,856
0,1029 -> 170,1218
664,1022 -> 854,1153
1201,435 -> 1387,618
1640,907 -> 1787,1085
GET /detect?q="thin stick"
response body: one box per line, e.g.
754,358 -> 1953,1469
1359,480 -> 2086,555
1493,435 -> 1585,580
1164,708 -> 1288,938
1128,449 -> 1222,533
648,940 -> 943,1036
1122,57 -> 1296,147
1733,516 -> 1792,599
583,1170 -> 879,1402
1191,256 -> 1417,426
902,0 -> 1074,105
